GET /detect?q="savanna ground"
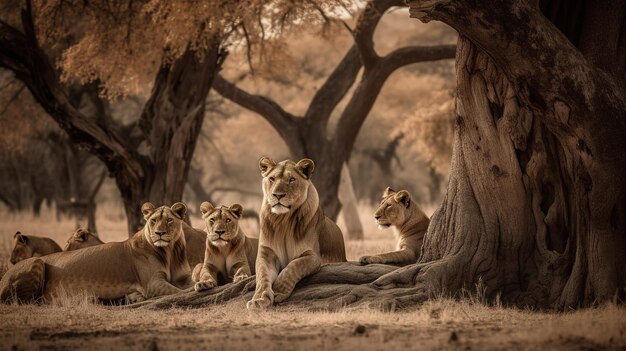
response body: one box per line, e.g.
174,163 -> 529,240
0,205 -> 625,351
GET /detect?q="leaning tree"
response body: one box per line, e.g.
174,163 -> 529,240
138,0 -> 626,310
0,0 -> 349,234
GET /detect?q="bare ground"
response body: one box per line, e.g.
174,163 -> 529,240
1,207 -> 625,350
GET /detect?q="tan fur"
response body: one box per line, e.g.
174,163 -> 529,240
248,158 -> 346,309
10,232 -> 62,264
63,228 -> 104,251
359,187 -> 430,266
183,223 -> 208,268
0,202 -> 193,304
192,202 -> 258,291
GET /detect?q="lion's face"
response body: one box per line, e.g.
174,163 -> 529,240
374,187 -> 412,229
141,202 -> 187,248
10,232 -> 33,264
259,157 -> 315,215
200,202 -> 243,246
64,228 -> 102,251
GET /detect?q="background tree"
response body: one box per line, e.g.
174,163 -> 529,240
0,0 -> 349,234
213,0 -> 456,223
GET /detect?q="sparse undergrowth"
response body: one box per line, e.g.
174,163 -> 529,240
1,210 -> 625,350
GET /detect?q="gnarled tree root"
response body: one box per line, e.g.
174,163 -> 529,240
130,262 -> 432,310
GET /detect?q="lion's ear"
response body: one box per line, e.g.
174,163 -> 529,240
171,202 -> 187,220
141,202 -> 156,220
295,158 -> 315,179
394,190 -> 411,208
383,187 -> 396,197
259,157 -> 277,176
200,201 -> 214,216
14,232 -> 27,244
229,204 -> 243,219
75,229 -> 88,241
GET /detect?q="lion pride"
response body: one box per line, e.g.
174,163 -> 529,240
247,157 -> 346,309
0,202 -> 193,304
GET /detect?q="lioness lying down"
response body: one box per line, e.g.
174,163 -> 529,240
10,232 -> 62,264
192,202 -> 258,291
248,157 -> 347,309
0,202 -> 193,304
359,187 -> 430,266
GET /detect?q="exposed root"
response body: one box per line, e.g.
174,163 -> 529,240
130,262 -> 431,310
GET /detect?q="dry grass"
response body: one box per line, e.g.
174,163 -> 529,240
1,207 -> 625,350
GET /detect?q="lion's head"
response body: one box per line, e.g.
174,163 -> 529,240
141,202 -> 187,248
200,202 -> 243,246
259,157 -> 316,215
64,228 -> 104,251
374,187 -> 412,229
10,232 -> 32,264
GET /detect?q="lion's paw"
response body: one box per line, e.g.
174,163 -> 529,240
194,280 -> 216,292
247,290 -> 274,310
233,273 -> 249,283
359,255 -> 382,265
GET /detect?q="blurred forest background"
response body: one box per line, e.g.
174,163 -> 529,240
0,1 -> 456,240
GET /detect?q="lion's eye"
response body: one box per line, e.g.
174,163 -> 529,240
386,204 -> 391,208
209,219 -> 214,225
269,177 -> 275,182
150,218 -> 156,224
167,218 -> 173,224
226,218 -> 231,223
289,177 -> 296,183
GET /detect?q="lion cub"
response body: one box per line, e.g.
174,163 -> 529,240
10,232 -> 62,264
64,228 -> 104,251
192,202 -> 258,291
359,187 -> 430,266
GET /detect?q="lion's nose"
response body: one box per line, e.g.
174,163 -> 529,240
273,193 -> 286,200
155,231 -> 166,236
215,229 -> 226,236
374,215 -> 381,220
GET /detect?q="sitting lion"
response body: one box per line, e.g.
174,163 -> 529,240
10,232 -> 62,264
359,187 -> 430,266
63,228 -> 104,251
192,202 -> 258,291
0,202 -> 193,304
248,157 -> 346,309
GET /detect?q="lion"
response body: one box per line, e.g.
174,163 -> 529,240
0,202 -> 193,304
359,187 -> 430,266
192,202 -> 258,291
247,157 -> 346,309
10,232 -> 62,264
63,228 -> 104,251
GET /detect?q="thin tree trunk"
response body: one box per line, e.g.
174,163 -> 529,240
338,163 -> 364,240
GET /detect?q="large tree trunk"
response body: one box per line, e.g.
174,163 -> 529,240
120,48 -> 221,233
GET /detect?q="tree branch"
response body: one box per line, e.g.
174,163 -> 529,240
331,44 -> 455,166
212,74 -> 303,152
0,6 -> 144,183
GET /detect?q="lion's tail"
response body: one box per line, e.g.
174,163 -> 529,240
0,258 -> 45,304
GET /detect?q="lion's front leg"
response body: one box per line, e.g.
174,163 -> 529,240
146,274 -> 183,299
272,250 -> 321,303
229,260 -> 252,283
194,263 -> 219,292
247,245 -> 279,310
359,249 -> 416,265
